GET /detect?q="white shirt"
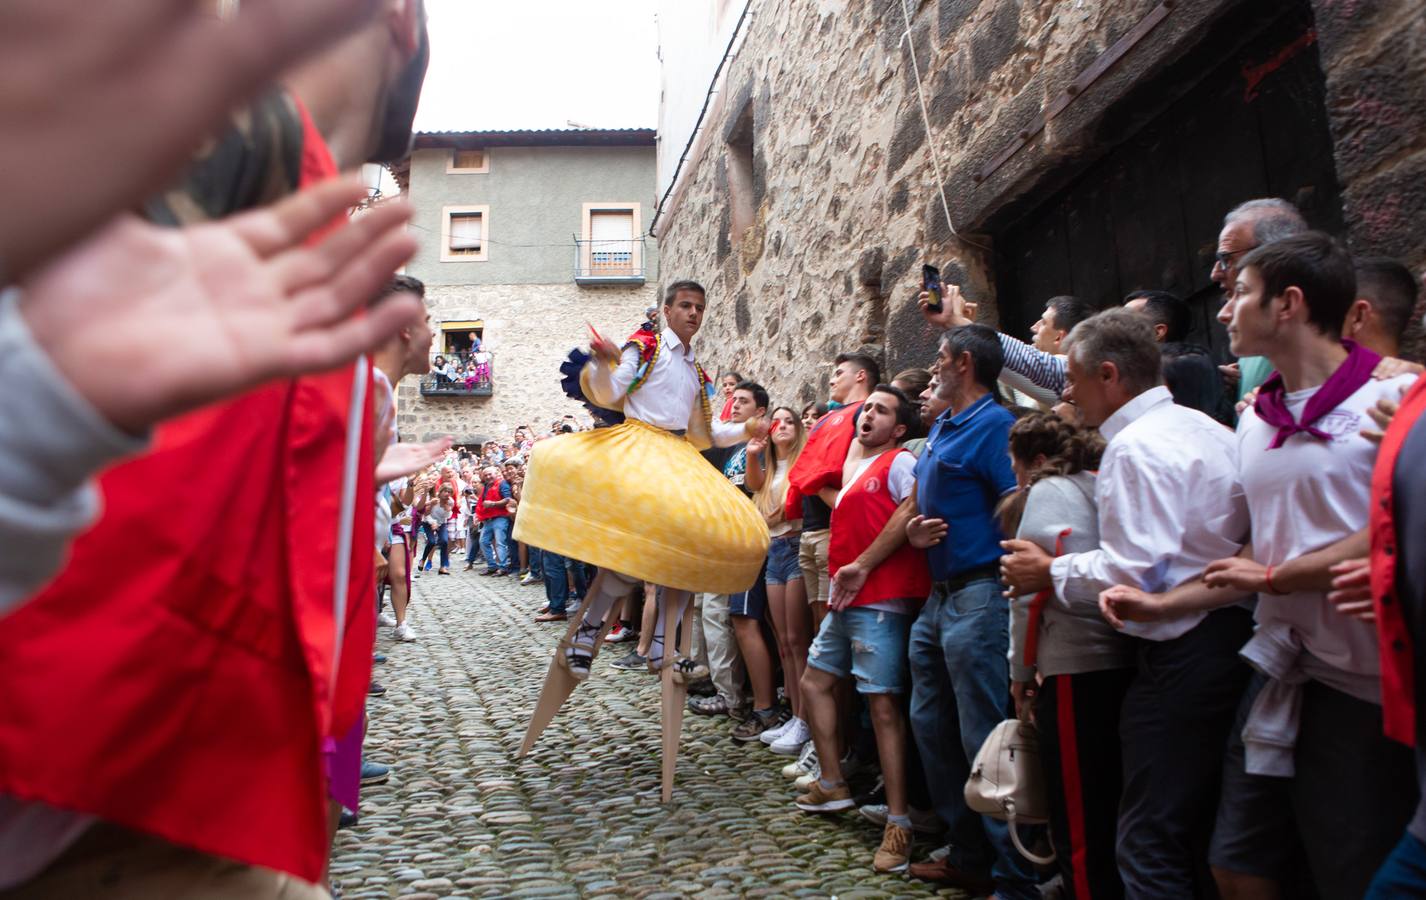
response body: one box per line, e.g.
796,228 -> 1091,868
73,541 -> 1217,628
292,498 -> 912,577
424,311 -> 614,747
1238,374 -> 1415,677
1051,386 -> 1249,641
587,327 -> 746,446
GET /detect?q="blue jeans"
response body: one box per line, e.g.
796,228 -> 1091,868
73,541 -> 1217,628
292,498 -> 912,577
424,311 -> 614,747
465,525 -> 482,564
527,546 -> 543,579
908,577 -> 1038,899
480,517 -> 512,571
1369,831 -> 1426,898
807,606 -> 912,693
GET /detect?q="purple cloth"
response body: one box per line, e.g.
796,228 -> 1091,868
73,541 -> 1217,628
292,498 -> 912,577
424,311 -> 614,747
1253,340 -> 1380,449
324,715 -> 364,811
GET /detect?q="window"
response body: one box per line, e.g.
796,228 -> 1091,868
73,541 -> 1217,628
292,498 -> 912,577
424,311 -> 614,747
441,205 -> 489,261
447,149 -> 489,173
579,203 -> 642,280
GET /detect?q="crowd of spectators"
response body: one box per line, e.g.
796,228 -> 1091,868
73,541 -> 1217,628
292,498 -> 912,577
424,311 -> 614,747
438,194 -> 1426,897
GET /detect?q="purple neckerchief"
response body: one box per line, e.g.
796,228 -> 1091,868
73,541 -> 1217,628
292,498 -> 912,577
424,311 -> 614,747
1253,340 -> 1380,449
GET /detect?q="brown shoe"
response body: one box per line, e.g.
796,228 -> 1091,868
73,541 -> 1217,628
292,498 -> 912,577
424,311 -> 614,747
872,822 -> 913,873
907,856 -> 995,892
534,612 -> 568,622
794,779 -> 854,813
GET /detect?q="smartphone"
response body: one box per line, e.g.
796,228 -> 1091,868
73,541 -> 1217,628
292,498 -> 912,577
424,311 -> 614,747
922,264 -> 943,313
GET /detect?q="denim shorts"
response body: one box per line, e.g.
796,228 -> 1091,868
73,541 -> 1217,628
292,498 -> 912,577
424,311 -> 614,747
729,558 -> 769,619
764,534 -> 803,586
807,606 -> 914,694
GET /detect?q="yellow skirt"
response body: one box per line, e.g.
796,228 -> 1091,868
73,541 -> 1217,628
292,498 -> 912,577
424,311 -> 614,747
514,419 -> 770,594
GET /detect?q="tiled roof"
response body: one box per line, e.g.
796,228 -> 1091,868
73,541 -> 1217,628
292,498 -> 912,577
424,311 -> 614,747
413,128 -> 656,149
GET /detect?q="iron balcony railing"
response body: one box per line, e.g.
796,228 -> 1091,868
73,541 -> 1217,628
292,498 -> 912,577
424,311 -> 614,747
573,236 -> 646,284
419,350 -> 493,397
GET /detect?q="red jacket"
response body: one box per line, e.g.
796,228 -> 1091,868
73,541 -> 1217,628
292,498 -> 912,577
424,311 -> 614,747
0,101 -> 374,883
1373,373 -> 1426,746
829,449 -> 930,608
786,402 -> 864,521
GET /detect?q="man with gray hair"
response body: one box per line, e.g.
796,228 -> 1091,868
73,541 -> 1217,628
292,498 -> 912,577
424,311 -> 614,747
1000,308 -> 1253,897
1214,198 -> 1309,399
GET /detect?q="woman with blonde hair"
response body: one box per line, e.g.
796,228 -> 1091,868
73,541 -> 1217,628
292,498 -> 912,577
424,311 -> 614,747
745,405 -> 815,754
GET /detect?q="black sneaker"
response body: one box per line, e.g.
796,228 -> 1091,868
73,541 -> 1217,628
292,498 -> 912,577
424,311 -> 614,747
337,809 -> 359,830
368,681 -> 387,697
610,650 -> 648,671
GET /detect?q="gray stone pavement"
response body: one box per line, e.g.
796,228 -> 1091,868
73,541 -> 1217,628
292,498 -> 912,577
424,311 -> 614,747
334,565 -> 973,899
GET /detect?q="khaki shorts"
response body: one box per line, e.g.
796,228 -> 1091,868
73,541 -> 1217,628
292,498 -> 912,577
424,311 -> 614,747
799,528 -> 831,605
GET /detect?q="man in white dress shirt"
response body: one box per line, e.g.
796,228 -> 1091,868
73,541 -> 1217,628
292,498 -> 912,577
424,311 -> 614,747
1000,308 -> 1253,898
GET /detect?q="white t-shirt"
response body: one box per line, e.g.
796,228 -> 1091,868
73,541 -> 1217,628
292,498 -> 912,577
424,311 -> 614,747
1237,374 -> 1415,678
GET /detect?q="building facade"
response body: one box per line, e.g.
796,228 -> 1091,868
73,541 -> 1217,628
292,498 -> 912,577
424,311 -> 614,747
653,0 -> 1426,407
394,129 -> 661,442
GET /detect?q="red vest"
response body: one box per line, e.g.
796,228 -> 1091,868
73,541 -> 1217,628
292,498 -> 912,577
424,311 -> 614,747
828,449 -> 931,608
477,481 -> 511,520
786,401 -> 864,520
0,100 -> 374,883
1373,373 -> 1426,746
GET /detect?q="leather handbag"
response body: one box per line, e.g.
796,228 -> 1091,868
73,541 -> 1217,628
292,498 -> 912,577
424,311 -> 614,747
964,718 -> 1056,865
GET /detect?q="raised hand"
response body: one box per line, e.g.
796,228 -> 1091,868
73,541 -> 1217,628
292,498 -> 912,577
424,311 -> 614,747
0,0 -> 383,276
377,437 -> 455,485
19,177 -> 420,435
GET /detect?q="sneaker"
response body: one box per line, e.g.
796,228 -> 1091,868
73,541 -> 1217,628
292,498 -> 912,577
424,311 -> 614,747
424,561 -> 433,571
732,710 -> 778,743
378,610 -> 397,627
610,650 -> 648,671
795,779 -> 855,813
520,573 -> 543,586
858,802 -> 941,834
769,718 -> 811,755
337,809 -> 359,830
394,621 -> 417,642
873,822 -> 913,873
687,677 -> 717,697
359,761 -> 390,786
783,742 -> 818,780
759,717 -> 793,745
605,623 -> 636,643
794,764 -> 822,791
372,652 -> 387,665
368,681 -> 387,697
478,568 -> 498,576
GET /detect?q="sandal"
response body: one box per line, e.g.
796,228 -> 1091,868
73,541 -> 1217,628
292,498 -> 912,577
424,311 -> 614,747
687,694 -> 729,716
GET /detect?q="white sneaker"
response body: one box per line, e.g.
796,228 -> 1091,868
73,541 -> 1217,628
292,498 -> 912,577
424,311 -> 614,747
783,742 -> 817,779
794,763 -> 822,791
759,717 -> 793,745
378,610 -> 397,628
769,718 -> 811,755
394,622 -> 417,642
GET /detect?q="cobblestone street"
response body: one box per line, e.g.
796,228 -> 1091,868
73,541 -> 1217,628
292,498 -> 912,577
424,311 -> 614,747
334,568 -> 966,899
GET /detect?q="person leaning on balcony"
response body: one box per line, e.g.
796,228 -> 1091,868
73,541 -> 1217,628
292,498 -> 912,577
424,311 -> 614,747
431,354 -> 454,385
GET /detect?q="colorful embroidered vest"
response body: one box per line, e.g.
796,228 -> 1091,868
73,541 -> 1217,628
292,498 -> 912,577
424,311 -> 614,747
623,327 -> 714,429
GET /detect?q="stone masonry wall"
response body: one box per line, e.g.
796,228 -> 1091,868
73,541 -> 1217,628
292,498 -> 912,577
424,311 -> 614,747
395,282 -> 658,443
656,0 -> 1426,404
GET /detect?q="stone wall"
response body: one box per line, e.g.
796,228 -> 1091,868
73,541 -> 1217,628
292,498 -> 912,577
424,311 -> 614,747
654,0 -> 1426,404
395,282 -> 658,443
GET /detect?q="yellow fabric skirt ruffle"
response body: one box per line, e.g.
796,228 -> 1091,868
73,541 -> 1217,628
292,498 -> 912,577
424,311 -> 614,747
514,419 -> 770,594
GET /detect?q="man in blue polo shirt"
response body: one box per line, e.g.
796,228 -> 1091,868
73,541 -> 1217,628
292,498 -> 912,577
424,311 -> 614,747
900,325 -> 1037,896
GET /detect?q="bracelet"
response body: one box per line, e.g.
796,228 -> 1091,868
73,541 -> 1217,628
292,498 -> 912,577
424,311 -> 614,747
1264,565 -> 1281,595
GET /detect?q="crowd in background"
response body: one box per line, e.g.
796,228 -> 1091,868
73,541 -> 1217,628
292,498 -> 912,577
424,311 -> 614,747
392,194 -> 1426,898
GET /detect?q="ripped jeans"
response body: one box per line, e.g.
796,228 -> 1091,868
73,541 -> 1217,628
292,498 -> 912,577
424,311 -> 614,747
806,605 -> 913,694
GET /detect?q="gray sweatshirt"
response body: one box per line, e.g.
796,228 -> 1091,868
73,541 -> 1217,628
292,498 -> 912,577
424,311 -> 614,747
1009,471 -> 1135,680
0,290 -> 146,614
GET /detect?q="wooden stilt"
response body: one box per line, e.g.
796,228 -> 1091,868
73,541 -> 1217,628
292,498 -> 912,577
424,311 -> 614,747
659,589 -> 692,803
517,571 -> 622,757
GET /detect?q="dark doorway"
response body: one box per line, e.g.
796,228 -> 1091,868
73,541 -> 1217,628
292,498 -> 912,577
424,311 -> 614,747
994,0 -> 1342,361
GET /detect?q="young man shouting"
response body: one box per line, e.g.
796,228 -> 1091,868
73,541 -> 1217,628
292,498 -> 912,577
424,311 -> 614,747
795,385 -> 929,875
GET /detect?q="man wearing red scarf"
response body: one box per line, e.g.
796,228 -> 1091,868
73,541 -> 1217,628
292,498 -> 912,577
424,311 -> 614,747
0,2 -> 429,893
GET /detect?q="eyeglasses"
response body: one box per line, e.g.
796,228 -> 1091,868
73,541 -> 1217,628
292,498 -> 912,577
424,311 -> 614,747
1213,246 -> 1257,271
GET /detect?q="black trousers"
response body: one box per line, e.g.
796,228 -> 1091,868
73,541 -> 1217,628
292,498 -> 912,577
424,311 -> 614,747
1116,607 -> 1253,899
1038,668 -> 1135,900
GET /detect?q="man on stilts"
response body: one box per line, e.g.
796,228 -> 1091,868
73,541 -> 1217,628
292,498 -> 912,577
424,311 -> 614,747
514,280 -> 770,800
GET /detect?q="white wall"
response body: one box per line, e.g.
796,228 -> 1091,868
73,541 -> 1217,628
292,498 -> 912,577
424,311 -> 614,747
655,0 -> 749,202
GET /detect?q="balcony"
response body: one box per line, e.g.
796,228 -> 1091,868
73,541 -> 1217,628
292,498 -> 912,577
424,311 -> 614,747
419,351 -> 493,397
574,237 -> 647,286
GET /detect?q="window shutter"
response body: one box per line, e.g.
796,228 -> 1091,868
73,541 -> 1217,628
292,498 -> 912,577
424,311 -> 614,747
450,213 -> 483,251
